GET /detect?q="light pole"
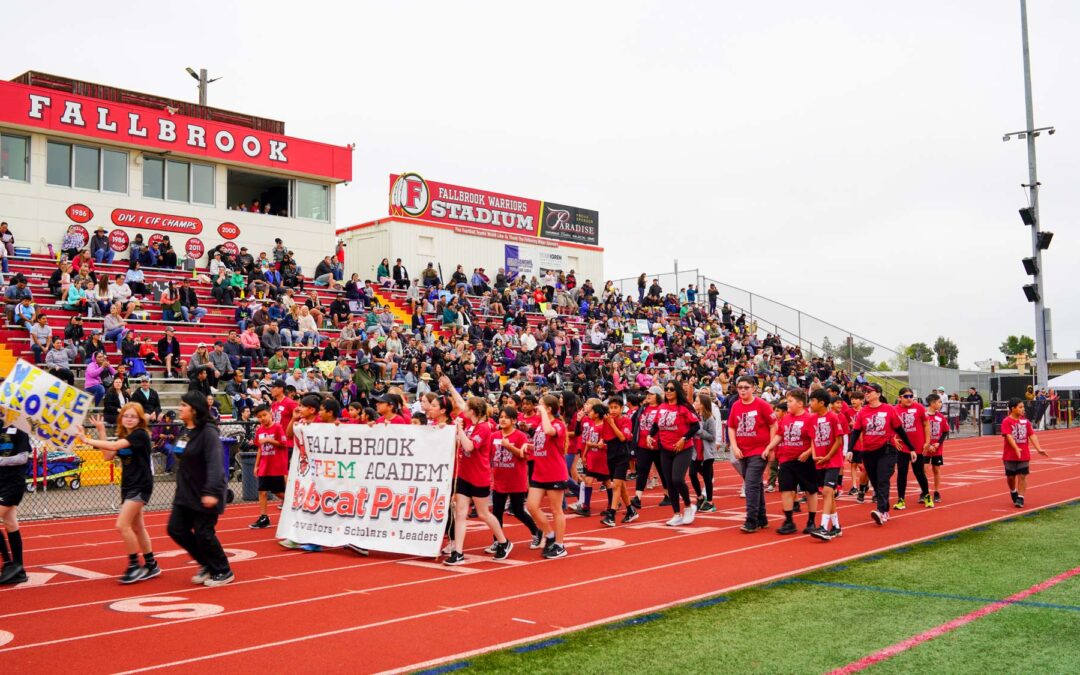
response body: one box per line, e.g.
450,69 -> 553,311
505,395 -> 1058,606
1003,0 -> 1055,392
185,67 -> 222,107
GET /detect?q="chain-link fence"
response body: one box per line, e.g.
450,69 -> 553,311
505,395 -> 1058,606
19,420 -> 262,522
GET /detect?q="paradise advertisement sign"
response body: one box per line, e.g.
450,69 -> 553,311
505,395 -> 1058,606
276,423 -> 456,557
389,173 -> 599,245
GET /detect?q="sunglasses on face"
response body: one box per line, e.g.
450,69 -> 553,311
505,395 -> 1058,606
901,394 -> 915,399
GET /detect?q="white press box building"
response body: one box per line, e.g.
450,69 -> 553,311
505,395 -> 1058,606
0,71 -> 352,270
337,173 -> 603,287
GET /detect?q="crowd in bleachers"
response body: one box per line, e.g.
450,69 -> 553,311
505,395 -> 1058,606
0,218 -> 872,429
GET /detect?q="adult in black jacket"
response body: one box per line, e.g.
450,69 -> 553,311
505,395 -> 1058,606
166,391 -> 233,586
102,378 -> 130,426
131,378 -> 162,421
392,259 -> 409,289
157,328 -> 182,379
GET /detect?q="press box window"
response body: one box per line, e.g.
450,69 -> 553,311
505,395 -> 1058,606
46,140 -> 128,193
143,156 -> 214,205
0,132 -> 29,182
226,169 -> 289,216
295,180 -> 329,221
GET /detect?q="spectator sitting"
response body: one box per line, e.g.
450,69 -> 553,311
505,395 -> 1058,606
209,341 -> 235,386
267,347 -> 289,374
48,260 -> 73,299
239,326 -> 263,366
314,255 -> 342,289
28,314 -> 52,363
90,227 -> 115,264
177,279 -> 207,323
43,337 -> 77,385
85,351 -> 115,405
101,377 -> 130,426
61,225 -> 87,260
4,274 -> 33,322
421,262 -> 440,287
13,296 -> 38,331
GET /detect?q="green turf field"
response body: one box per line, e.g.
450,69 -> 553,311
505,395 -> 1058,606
425,501 -> 1080,674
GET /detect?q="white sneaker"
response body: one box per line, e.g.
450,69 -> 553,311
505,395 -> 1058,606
682,504 -> 697,525
665,514 -> 684,527
739,486 -> 746,498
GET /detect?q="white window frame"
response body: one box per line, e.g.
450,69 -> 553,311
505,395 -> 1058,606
145,155 -> 214,205
292,179 -> 330,222
44,138 -> 129,194
0,130 -> 30,183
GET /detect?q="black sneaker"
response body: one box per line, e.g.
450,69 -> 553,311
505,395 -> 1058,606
739,521 -> 759,533
249,515 -> 271,529
847,487 -> 858,496
142,562 -> 162,580
776,521 -> 797,535
809,526 -> 833,541
933,491 -> 941,503
443,551 -> 466,566
204,570 -> 235,587
493,540 -> 513,561
792,500 -> 802,512
828,526 -> 843,538
658,496 -> 671,507
856,491 -> 866,504
696,496 -> 706,509
120,564 -> 148,584
630,496 -> 642,510
623,507 -> 639,523
530,531 -> 545,549
802,524 -> 817,535
542,543 -> 567,559
0,562 -> 28,586
600,511 -> 616,527
757,518 -> 769,529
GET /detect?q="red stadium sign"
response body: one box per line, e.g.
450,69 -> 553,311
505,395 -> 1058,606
0,80 -> 351,181
221,241 -> 240,256
185,237 -> 205,259
388,173 -> 599,245
111,208 -> 203,235
108,229 -> 129,252
217,222 -> 240,240
65,203 -> 94,224
147,233 -> 164,249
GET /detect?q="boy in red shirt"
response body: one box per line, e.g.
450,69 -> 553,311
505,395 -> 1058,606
846,390 -> 866,499
250,404 -> 288,529
1001,398 -> 1048,508
764,389 -> 819,535
601,398 -> 635,526
810,390 -> 845,540
727,376 -> 778,533
924,393 -> 950,504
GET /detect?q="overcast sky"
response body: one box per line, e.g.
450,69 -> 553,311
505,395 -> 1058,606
6,1 -> 1077,369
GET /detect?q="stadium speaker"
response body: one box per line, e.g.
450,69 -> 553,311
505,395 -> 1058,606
1022,283 -> 1040,303
1037,231 -> 1053,250
1018,207 -> 1036,226
1022,257 -> 1039,275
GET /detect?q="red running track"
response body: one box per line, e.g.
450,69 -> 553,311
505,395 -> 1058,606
2,429 -> 1079,674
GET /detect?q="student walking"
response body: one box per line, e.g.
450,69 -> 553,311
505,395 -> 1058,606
727,376 -> 779,533
1001,398 -> 1049,508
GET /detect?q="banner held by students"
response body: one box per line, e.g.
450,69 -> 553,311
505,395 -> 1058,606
0,359 -> 93,450
276,423 -> 456,557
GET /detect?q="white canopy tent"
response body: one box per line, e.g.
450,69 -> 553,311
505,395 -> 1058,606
1047,370 -> 1080,391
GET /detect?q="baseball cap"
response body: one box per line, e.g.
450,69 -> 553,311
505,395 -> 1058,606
648,385 -> 664,397
863,383 -> 883,394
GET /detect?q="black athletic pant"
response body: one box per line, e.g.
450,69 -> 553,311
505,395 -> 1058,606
660,448 -> 693,513
896,452 -> 929,500
634,446 -> 669,493
689,458 -> 715,501
492,490 -> 539,535
167,505 -> 231,575
861,447 -> 897,513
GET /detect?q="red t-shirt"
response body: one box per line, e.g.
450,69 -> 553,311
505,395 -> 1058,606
254,423 -> 288,476
606,414 -> 633,454
1001,416 -> 1034,461
927,411 -> 950,455
491,428 -> 530,493
896,402 -> 928,451
776,411 -> 814,463
457,420 -> 493,487
653,403 -> 700,451
380,415 -> 409,425
727,397 -> 775,457
518,412 -> 541,459
581,419 -> 609,475
271,396 -> 298,448
852,404 -> 901,451
636,406 -> 659,448
849,405 -> 864,450
811,412 -> 845,469
570,411 -> 587,456
531,418 -> 569,483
